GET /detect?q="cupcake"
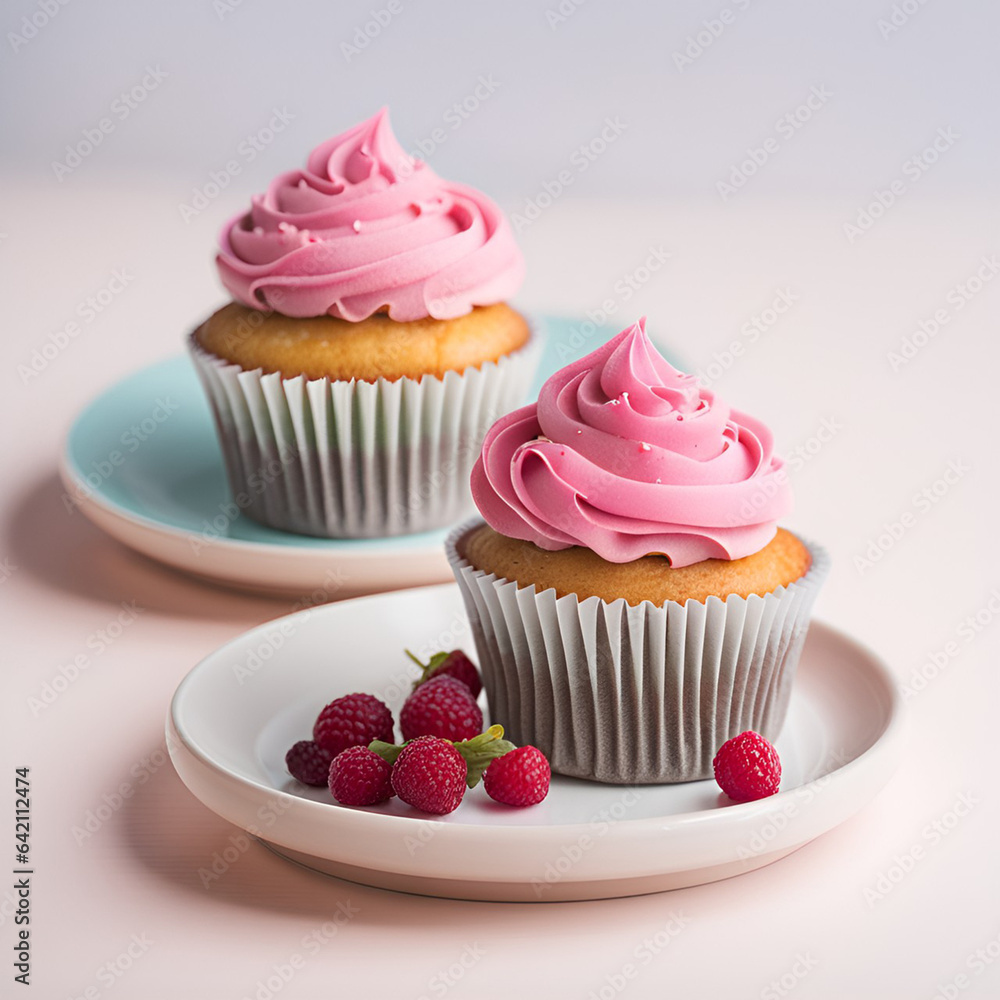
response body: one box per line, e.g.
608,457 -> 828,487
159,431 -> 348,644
446,318 -> 829,783
189,108 -> 538,538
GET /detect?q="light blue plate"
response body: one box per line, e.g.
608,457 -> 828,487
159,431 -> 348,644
59,314 -> 631,595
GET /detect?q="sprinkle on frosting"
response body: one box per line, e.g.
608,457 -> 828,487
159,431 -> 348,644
216,108 -> 524,321
470,318 -> 793,566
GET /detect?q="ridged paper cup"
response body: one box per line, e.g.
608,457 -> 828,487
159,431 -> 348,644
187,328 -> 541,539
446,520 -> 830,784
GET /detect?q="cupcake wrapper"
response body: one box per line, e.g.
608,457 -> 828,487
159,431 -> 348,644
188,331 -> 541,538
446,520 -> 830,784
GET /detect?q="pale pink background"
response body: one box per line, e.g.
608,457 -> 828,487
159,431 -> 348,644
5,186 -> 998,998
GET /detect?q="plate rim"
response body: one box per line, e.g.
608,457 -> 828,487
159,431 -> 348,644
58,409 -> 451,561
167,584 -> 905,869
58,449 -> 452,561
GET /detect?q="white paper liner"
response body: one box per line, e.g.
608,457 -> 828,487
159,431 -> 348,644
187,329 -> 541,538
446,520 -> 830,784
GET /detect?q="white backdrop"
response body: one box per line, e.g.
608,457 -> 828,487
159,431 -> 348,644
3,0 -> 997,198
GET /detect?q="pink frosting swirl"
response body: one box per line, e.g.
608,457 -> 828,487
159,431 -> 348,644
216,108 -> 524,321
471,318 -> 793,566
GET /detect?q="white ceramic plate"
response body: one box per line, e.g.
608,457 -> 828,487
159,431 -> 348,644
60,315 -> 645,598
167,583 -> 904,902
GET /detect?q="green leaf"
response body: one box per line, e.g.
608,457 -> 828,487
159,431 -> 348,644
367,740 -> 405,765
453,725 -> 517,788
405,648 -> 450,690
370,725 -> 518,789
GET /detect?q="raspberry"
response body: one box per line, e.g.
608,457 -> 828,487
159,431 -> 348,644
400,675 -> 483,743
285,740 -> 334,786
328,746 -> 394,806
390,736 -> 467,815
483,746 -> 551,806
313,693 -> 394,756
713,731 -> 782,802
407,649 -> 482,698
